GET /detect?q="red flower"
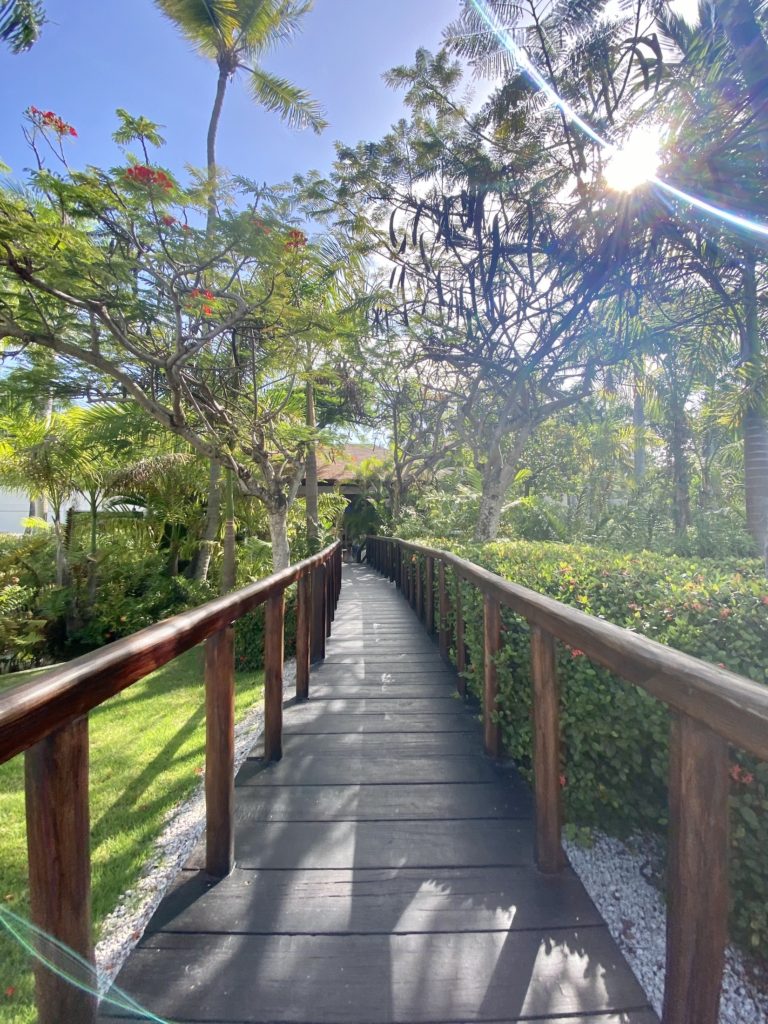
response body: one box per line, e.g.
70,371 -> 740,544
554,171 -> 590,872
559,773 -> 567,788
570,648 -> 584,658
161,214 -> 176,226
124,165 -> 173,191
742,772 -> 755,785
730,764 -> 742,782
4,987 -> 14,999
719,608 -> 732,619
27,106 -> 77,137
203,305 -> 213,316
204,290 -> 214,299
190,289 -> 200,298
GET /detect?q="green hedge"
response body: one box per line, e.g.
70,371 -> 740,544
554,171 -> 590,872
412,538 -> 768,955
235,588 -> 298,671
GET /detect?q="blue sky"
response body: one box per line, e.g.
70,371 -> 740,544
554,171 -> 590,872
0,0 -> 458,184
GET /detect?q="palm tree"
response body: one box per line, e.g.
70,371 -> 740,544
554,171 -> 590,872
155,0 -> 327,228
155,0 -> 327,583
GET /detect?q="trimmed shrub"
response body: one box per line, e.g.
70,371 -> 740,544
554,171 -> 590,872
414,538 -> 768,954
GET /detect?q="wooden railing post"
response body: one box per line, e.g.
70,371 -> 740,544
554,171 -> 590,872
455,572 -> 467,693
415,556 -> 424,621
264,591 -> 284,762
205,625 -> 235,877
483,593 -> 502,758
662,715 -> 729,1024
438,561 -> 450,662
310,563 -> 326,663
25,717 -> 96,1024
530,626 -> 564,873
425,556 -> 435,634
325,557 -> 333,638
296,572 -> 311,701
409,556 -> 417,610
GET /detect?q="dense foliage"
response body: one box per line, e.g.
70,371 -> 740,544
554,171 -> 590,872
411,537 -> 768,952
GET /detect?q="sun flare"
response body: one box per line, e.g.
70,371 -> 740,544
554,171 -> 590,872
604,125 -> 663,193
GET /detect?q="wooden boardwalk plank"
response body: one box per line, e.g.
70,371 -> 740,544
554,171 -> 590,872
99,563 -> 656,1024
99,930 -> 651,1023
231,781 -> 532,820
145,865 -> 604,934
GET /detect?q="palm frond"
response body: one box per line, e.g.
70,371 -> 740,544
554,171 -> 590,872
154,0 -> 239,55
234,0 -> 312,56
244,66 -> 327,132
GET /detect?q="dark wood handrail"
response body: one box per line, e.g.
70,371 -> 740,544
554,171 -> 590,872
1,540 -> 342,1024
366,535 -> 767,1024
389,538 -> 768,759
0,543 -> 340,765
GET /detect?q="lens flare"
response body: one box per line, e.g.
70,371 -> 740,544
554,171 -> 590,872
468,0 -> 768,239
604,126 -> 662,193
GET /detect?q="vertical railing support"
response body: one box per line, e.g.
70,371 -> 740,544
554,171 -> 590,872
455,573 -> 467,694
325,558 -> 333,638
662,715 -> 728,1024
296,572 -> 311,700
530,626 -> 564,873
409,556 -> 417,610
415,556 -> 424,620
311,563 -> 326,663
205,624 -> 235,876
264,591 -> 284,762
425,556 -> 435,634
26,718 -> 96,1024
483,593 -> 502,758
438,561 -> 450,662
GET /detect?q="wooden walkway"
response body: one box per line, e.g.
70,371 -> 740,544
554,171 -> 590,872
100,563 -> 657,1024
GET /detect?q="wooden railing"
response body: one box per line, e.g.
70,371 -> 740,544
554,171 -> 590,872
0,541 -> 342,1024
367,536 -> 768,1024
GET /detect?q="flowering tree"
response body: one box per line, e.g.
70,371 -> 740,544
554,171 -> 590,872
0,110 -> 337,569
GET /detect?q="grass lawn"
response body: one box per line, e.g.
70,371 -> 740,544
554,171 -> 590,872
0,649 -> 264,1024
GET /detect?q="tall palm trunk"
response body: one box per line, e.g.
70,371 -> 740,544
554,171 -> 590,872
305,372 -> 320,552
741,254 -> 768,563
194,65 -> 229,581
206,63 -> 229,234
633,381 -> 646,486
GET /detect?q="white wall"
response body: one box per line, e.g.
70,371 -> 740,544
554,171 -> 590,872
0,489 -> 29,534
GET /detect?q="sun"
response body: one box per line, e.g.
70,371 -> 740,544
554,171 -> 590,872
604,125 -> 663,193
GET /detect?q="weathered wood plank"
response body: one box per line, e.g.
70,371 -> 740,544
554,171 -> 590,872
99,928 -> 651,1023
283,712 -> 477,734
254,732 -> 481,757
187,818 -> 533,870
146,865 -> 602,935
238,754 -> 503,786
232,781 -> 532,821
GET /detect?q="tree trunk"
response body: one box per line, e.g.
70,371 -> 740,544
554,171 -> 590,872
633,383 -> 646,486
268,506 -> 290,572
192,461 -> 222,583
475,471 -> 506,543
669,398 -> 691,539
206,65 -> 229,234
741,254 -> 768,562
86,494 -> 98,609
305,375 -> 320,552
220,469 -> 236,594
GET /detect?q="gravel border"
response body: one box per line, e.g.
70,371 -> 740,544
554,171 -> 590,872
95,660 -> 297,993
564,831 -> 768,1023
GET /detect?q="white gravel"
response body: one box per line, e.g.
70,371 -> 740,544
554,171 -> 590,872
564,831 -> 768,1023
95,659 -> 297,994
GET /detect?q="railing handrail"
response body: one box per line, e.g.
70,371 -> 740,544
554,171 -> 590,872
367,534 -> 764,1024
388,538 -> 768,760
0,541 -> 340,766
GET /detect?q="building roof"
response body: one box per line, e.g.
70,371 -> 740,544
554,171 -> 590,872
315,444 -> 388,484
